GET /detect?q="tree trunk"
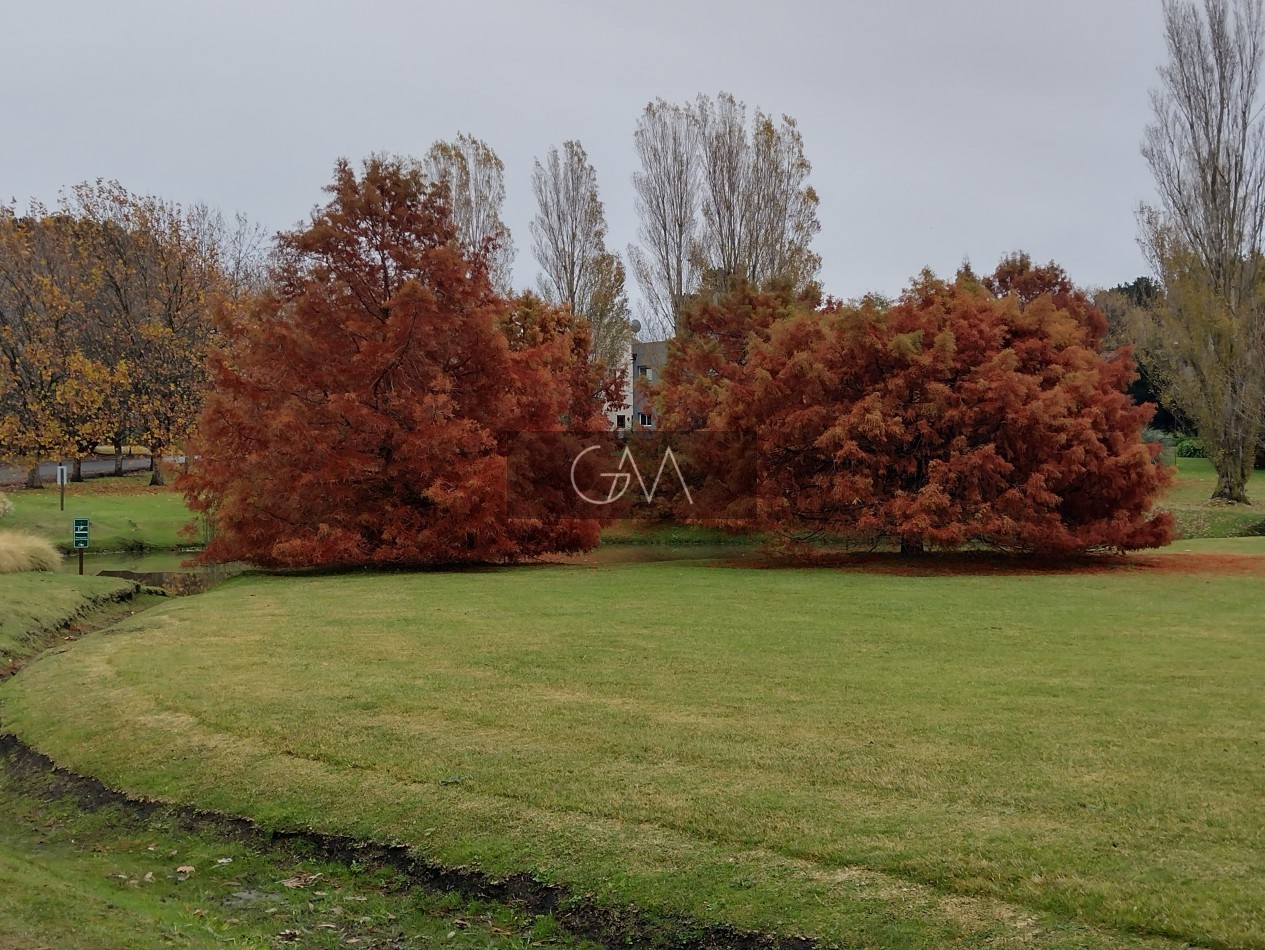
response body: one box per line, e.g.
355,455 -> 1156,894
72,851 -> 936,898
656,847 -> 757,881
1210,432 -> 1253,504
899,537 -> 925,556
113,439 -> 124,476
24,465 -> 42,489
1213,467 -> 1251,503
149,446 -> 164,487
72,457 -> 84,482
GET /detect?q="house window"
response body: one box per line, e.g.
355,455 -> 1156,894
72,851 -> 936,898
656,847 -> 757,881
616,414 -> 627,430
639,412 -> 653,427
637,365 -> 653,381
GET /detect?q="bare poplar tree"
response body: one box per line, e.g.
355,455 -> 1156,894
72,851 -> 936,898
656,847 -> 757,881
743,107 -> 821,292
629,93 -> 821,338
628,99 -> 701,339
424,134 -> 516,294
530,140 -> 631,367
696,92 -> 748,285
1139,0 -> 1265,502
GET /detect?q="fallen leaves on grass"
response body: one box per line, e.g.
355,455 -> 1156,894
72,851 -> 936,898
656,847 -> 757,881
280,871 -> 322,888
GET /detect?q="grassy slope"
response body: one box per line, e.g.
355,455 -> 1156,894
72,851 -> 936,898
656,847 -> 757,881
5,560 -> 1264,947
0,573 -> 591,950
1,473 -> 194,553
0,573 -> 134,669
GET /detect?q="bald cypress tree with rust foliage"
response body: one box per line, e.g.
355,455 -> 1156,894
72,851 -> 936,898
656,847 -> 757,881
181,156 -> 605,568
660,258 -> 1175,555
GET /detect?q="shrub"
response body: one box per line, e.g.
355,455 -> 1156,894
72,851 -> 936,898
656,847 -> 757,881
0,531 -> 62,573
0,492 -> 11,520
1176,436 -> 1206,458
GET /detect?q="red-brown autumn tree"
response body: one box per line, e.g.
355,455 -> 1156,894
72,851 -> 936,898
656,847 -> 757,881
660,258 -> 1175,554
655,278 -> 821,522
181,156 -> 605,567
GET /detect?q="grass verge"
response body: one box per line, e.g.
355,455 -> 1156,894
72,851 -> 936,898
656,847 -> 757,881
2,473 -> 195,554
4,558 -> 1263,947
0,572 -> 597,949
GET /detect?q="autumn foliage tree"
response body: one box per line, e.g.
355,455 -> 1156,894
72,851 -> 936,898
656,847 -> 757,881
68,183 -> 229,485
0,209 -> 119,484
1,186 -> 233,486
181,156 -> 604,568
660,258 -> 1175,555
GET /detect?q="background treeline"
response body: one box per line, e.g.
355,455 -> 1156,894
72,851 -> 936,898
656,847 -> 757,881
4,43 -> 1265,524
0,182 -> 265,485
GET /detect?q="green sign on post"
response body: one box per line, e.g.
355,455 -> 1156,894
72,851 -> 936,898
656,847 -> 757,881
72,517 -> 89,576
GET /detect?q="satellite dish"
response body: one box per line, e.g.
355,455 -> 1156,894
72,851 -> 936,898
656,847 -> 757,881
629,319 -> 642,336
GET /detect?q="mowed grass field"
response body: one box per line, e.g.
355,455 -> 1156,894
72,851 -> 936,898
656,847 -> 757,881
3,552 -> 1264,948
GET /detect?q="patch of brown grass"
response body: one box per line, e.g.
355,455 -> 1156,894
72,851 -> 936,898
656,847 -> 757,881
1134,552 -> 1265,576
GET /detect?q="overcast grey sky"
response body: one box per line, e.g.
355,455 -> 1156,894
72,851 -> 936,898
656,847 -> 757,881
3,0 -> 1166,311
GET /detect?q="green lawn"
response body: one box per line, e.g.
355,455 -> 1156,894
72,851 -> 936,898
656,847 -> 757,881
4,558 -> 1264,947
1,473 -> 196,553
0,571 -> 591,949
1161,458 -> 1265,538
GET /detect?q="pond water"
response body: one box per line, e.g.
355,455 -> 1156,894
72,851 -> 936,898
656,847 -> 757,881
81,551 -> 203,573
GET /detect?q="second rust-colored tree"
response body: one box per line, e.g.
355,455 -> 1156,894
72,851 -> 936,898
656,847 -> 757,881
660,258 -> 1174,555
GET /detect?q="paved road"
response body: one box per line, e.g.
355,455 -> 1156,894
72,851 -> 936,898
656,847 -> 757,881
0,456 -> 153,486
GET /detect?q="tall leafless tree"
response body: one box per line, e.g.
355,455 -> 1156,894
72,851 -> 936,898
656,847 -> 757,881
628,99 -> 701,339
1140,0 -> 1265,502
696,93 -> 821,296
530,140 -> 631,367
424,134 -> 516,294
629,93 -> 821,338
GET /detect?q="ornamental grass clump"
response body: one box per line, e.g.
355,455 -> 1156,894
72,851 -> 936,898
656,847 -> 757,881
0,531 -> 61,573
